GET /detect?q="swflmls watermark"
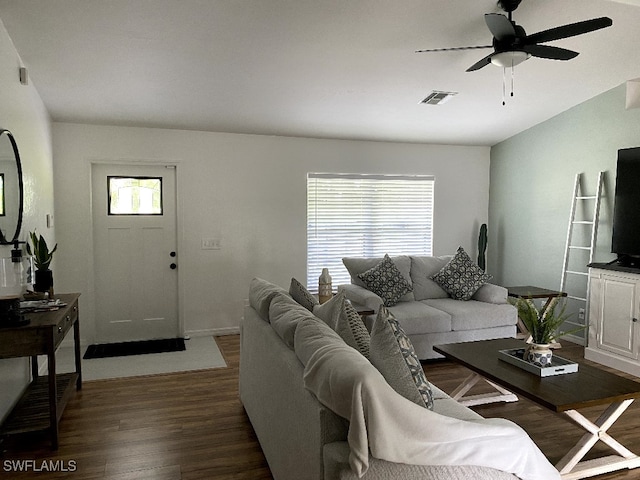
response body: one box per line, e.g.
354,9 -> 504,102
3,459 -> 77,473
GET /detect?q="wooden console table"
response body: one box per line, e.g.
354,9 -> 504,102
0,293 -> 81,449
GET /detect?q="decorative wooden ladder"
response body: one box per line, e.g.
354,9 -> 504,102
559,171 -> 604,345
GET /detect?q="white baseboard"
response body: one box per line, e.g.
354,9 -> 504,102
585,347 -> 640,378
185,326 -> 239,337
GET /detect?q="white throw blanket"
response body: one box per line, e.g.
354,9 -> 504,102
302,340 -> 560,480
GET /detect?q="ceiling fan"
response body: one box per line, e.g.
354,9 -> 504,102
416,0 -> 612,72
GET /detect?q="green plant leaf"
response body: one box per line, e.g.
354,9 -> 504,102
509,295 -> 584,344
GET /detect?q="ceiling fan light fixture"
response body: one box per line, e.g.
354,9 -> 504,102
490,51 -> 530,68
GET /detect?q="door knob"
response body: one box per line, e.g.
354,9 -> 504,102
170,263 -> 177,270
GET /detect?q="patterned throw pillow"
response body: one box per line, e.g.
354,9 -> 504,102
369,306 -> 434,410
430,246 -> 492,301
357,254 -> 413,307
338,302 -> 371,359
289,277 -> 319,312
313,291 -> 370,359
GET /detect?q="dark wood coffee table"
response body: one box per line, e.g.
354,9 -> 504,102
434,338 -> 640,480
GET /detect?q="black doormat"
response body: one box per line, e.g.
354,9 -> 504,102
83,338 -> 185,359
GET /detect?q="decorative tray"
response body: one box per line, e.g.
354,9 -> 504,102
498,348 -> 579,377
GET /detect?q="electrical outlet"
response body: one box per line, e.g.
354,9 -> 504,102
578,308 -> 585,320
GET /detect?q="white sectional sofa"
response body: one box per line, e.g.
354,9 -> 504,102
339,253 -> 518,359
239,278 -> 559,480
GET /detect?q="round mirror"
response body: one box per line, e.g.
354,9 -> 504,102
0,129 -> 24,245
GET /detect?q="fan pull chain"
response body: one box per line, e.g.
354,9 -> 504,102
501,63 -> 516,106
502,67 -> 506,106
511,60 -> 515,99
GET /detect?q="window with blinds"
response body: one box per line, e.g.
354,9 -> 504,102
307,173 -> 435,288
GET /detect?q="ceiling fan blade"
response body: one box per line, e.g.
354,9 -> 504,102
466,53 -> 495,72
485,13 -> 516,40
415,45 -> 491,53
522,44 -> 579,60
525,17 -> 612,44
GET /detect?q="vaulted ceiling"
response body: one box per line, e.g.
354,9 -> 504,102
1,0 -> 639,146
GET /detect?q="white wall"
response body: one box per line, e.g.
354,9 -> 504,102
0,19 -> 54,420
52,123 -> 490,342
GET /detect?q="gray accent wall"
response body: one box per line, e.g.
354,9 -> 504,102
489,83 -> 640,338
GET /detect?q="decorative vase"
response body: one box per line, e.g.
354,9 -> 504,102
318,268 -> 332,304
526,343 -> 553,367
34,269 -> 53,295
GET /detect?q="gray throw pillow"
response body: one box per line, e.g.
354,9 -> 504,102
289,277 -> 319,311
357,254 -> 413,307
430,246 -> 492,301
313,290 -> 345,330
369,306 -> 434,410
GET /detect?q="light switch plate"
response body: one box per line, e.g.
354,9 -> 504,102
202,238 -> 221,250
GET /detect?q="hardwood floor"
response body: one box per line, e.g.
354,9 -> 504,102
0,336 -> 271,480
2,337 -> 640,479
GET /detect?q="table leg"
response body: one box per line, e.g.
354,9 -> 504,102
74,317 -> 82,390
451,372 -> 518,407
556,399 -> 640,479
47,350 -> 58,450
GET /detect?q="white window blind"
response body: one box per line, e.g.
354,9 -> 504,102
307,173 -> 434,288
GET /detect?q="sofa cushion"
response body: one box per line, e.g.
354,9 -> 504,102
369,306 -> 433,410
410,255 -> 452,300
357,254 -> 413,307
289,277 -> 319,311
430,247 -> 492,301
472,283 -> 509,304
270,293 -> 315,349
314,291 -> 370,358
343,255 -> 414,302
294,315 -> 345,367
388,301 -> 452,335
248,277 -> 289,322
424,298 -> 517,331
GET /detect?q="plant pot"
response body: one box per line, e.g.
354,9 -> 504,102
526,343 -> 553,367
34,269 -> 53,294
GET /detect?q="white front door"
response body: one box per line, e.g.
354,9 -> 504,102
92,164 -> 179,343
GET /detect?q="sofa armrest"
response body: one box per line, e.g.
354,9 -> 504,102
337,284 -> 383,313
472,283 -> 509,304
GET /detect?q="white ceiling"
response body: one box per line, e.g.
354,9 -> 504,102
1,0 -> 639,146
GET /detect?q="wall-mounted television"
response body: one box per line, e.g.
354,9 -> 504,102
612,147 -> 640,267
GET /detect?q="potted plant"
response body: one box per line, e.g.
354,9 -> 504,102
25,231 -> 57,294
509,296 -> 584,367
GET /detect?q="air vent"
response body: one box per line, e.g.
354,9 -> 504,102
420,90 -> 458,105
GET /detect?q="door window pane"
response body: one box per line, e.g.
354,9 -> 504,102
108,176 -> 163,215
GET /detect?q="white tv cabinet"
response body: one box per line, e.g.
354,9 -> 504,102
585,265 -> 640,377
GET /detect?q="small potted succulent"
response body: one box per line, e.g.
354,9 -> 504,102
509,296 -> 584,367
25,231 -> 57,294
